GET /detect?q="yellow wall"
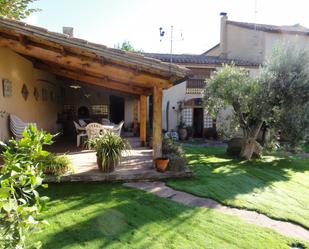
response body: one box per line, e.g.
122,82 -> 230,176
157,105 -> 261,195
0,47 -> 62,141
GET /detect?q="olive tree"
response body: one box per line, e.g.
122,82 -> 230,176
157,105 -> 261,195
0,0 -> 40,20
205,44 -> 309,160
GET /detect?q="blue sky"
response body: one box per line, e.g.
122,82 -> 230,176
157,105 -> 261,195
25,0 -> 309,54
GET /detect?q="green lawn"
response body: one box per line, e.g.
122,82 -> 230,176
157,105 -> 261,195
167,146 -> 309,229
30,183 -> 304,249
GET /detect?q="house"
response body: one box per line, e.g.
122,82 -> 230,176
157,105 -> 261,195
146,13 -> 309,138
0,17 -> 188,159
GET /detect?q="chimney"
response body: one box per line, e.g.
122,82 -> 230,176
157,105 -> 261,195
220,12 -> 228,58
62,27 -> 74,38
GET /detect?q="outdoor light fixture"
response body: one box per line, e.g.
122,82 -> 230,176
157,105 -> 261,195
69,85 -> 81,89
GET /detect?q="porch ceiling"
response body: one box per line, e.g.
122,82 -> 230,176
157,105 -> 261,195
0,17 -> 189,95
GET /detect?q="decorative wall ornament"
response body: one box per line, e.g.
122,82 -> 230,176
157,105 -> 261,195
42,88 -> 48,101
2,79 -> 12,97
33,87 -> 39,101
21,84 -> 29,101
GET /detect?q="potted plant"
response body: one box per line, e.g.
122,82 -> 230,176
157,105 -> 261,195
87,131 -> 130,172
162,137 -> 187,172
178,121 -> 187,140
186,126 -> 194,140
155,157 -> 169,172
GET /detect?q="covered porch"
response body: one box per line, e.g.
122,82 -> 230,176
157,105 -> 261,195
0,17 -> 188,160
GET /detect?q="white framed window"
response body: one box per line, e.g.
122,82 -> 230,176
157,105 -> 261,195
204,109 -> 213,128
182,108 -> 193,126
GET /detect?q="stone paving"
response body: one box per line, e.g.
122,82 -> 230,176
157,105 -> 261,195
124,181 -> 309,242
45,137 -> 192,182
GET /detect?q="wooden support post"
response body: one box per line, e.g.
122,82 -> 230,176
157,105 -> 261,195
133,98 -> 139,136
140,95 -> 147,146
152,86 -> 162,160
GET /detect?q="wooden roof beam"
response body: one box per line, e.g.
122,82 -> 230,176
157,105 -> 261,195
0,35 -> 172,88
34,62 -> 152,96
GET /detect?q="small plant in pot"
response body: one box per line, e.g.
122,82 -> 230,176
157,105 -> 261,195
87,131 -> 130,172
178,121 -> 187,140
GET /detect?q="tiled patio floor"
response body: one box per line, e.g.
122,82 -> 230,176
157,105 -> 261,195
45,136 -> 192,182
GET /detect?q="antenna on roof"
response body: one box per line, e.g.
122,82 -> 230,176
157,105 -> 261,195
254,0 -> 258,30
159,26 -> 184,65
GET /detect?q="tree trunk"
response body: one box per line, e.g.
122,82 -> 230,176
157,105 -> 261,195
239,121 -> 264,160
239,137 -> 260,160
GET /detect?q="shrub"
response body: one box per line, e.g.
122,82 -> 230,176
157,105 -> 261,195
162,138 -> 186,171
0,125 -> 54,249
42,154 -> 74,179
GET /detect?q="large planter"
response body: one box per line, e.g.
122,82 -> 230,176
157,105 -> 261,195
97,156 -> 117,173
155,157 -> 169,172
178,128 -> 187,140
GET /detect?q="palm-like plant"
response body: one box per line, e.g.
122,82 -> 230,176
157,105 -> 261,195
87,131 -> 131,172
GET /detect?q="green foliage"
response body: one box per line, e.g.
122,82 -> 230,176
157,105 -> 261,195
259,45 -> 309,147
0,125 -> 54,249
0,0 -> 40,20
205,44 -> 309,155
114,40 -> 142,52
41,154 -> 74,179
205,65 -> 260,116
162,138 -> 186,171
87,131 -> 130,171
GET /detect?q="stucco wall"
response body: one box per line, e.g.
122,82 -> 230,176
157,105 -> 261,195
0,47 -> 62,141
226,24 -> 265,63
162,81 -> 186,131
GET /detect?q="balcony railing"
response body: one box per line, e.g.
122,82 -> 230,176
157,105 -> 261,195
186,79 -> 205,94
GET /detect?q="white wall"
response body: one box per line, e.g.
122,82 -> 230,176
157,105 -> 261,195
162,81 -> 186,131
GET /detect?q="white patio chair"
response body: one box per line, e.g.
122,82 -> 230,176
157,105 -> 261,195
10,114 -> 36,139
111,121 -> 124,136
85,122 -> 103,140
78,119 -> 87,127
73,121 -> 87,147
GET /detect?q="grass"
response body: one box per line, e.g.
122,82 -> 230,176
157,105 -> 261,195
30,182 -> 305,249
167,146 -> 309,229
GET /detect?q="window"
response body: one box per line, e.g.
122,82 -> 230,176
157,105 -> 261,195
182,108 -> 193,126
63,104 -> 75,113
204,109 -> 213,128
91,105 -> 109,115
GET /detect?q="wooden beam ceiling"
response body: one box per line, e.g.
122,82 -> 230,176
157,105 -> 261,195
34,61 -> 152,96
0,33 -> 172,89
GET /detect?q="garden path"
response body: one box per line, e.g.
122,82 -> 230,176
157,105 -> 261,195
124,181 -> 309,242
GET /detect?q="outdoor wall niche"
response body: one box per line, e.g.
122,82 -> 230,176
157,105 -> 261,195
33,87 -> 39,101
2,79 -> 12,97
42,88 -> 48,101
21,84 -> 29,101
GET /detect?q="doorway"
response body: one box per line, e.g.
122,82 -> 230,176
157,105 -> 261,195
109,95 -> 124,124
193,108 -> 204,137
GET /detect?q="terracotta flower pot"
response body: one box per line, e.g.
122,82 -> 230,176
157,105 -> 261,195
155,158 -> 169,172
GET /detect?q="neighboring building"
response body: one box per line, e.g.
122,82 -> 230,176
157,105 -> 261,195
144,53 -> 258,138
145,13 -> 309,138
205,13 -> 309,62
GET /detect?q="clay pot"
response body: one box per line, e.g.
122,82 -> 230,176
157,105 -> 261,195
178,128 -> 188,140
155,158 -> 169,172
97,156 -> 116,173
